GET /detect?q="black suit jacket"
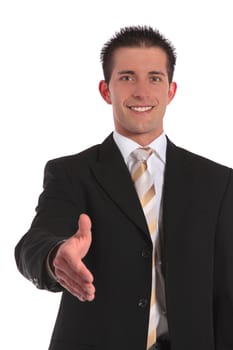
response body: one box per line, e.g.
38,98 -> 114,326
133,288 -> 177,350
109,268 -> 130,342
15,134 -> 233,350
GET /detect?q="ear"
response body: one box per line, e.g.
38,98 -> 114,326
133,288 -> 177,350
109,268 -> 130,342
167,82 -> 177,104
99,80 -> 112,104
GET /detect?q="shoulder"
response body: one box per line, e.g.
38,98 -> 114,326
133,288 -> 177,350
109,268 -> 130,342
43,133 -> 115,177
46,133 -> 115,167
167,137 -> 232,173
46,144 -> 100,168
43,146 -> 100,186
166,138 -> 233,192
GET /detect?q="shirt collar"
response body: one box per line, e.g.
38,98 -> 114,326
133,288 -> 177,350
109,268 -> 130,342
113,130 -> 167,164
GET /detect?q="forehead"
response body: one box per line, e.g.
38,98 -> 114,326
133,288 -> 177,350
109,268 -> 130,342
111,47 -> 168,72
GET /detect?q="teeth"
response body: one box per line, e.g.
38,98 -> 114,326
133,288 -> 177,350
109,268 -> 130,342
130,106 -> 153,112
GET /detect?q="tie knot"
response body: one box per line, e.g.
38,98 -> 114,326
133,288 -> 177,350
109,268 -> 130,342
131,147 -> 153,162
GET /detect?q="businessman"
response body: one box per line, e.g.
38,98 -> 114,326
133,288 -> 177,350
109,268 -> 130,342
15,26 -> 233,350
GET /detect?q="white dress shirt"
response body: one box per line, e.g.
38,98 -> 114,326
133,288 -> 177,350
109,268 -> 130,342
113,130 -> 168,337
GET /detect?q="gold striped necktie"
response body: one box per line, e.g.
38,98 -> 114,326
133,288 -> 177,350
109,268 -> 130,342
131,147 -> 157,349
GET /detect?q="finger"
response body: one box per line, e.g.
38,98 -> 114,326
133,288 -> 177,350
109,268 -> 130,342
58,276 -> 87,301
76,213 -> 92,241
76,260 -> 94,283
54,254 -> 94,284
54,259 -> 95,294
59,278 -> 95,301
55,264 -> 95,290
57,272 -> 95,302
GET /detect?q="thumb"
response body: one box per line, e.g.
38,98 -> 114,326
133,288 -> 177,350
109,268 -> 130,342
76,213 -> 92,241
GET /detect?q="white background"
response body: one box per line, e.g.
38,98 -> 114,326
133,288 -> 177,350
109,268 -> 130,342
1,0 -> 233,349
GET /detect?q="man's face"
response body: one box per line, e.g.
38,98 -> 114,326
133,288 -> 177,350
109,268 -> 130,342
99,47 -> 177,145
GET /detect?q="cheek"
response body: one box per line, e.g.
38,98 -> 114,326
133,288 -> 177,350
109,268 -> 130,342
110,92 -> 123,108
158,91 -> 171,106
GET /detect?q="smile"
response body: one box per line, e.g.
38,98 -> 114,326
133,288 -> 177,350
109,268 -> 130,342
128,106 -> 154,112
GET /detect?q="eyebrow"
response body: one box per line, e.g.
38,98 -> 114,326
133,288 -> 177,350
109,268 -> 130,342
117,70 -> 135,75
117,70 -> 165,76
149,71 -> 166,76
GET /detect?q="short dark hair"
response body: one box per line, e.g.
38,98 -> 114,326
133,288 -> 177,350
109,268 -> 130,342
100,25 -> 177,84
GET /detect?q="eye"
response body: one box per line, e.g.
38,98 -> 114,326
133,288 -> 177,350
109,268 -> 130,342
120,75 -> 133,81
150,76 -> 162,82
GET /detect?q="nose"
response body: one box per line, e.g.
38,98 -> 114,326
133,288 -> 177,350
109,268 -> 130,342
132,81 -> 150,99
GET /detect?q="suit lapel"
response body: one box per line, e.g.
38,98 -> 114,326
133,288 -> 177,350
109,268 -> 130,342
90,134 -> 150,239
90,135 -> 194,247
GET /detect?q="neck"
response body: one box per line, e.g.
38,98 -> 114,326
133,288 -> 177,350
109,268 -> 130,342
117,131 -> 164,146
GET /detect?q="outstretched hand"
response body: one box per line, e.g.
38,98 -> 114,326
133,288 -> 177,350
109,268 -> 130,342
53,214 -> 95,301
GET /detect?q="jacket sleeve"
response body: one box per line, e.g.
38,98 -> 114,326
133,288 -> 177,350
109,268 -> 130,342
15,158 -> 85,292
214,169 -> 233,349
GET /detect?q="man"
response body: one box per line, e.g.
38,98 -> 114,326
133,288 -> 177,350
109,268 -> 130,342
15,26 -> 233,350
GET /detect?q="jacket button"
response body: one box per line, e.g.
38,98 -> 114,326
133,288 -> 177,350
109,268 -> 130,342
138,298 -> 148,308
141,248 -> 150,258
